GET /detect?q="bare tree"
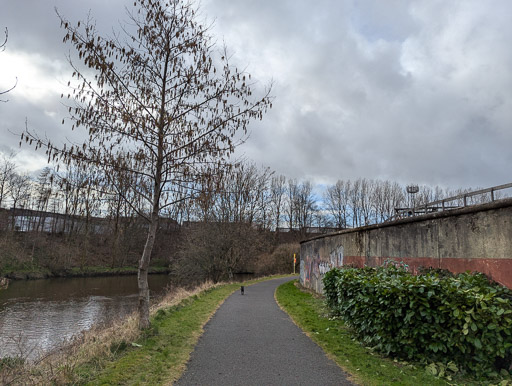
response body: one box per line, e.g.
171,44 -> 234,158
0,28 -> 17,102
349,179 -> 361,227
295,180 -> 316,231
270,175 -> 286,230
8,173 -> 32,230
193,176 -> 219,223
177,162 -> 275,283
55,165 -> 90,235
160,181 -> 193,226
0,152 -> 16,208
283,179 -> 317,232
22,0 -> 271,328
178,221 -> 266,283
33,167 -> 54,231
383,181 -> 405,221
216,162 -> 272,225
324,180 -> 350,228
285,178 -> 299,230
358,178 -> 374,226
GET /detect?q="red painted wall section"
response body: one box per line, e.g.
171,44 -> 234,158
344,256 -> 512,288
440,258 -> 512,288
301,199 -> 512,293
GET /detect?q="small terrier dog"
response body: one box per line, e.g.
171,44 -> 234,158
240,285 -> 245,295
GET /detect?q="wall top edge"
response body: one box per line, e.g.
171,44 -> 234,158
300,197 -> 512,245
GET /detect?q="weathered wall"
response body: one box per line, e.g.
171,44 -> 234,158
300,198 -> 512,293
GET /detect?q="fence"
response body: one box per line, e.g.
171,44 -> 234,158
392,182 -> 512,220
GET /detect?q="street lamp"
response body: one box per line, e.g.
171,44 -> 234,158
406,185 -> 419,215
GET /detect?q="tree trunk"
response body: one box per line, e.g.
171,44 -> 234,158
138,217 -> 158,329
11,202 -> 16,230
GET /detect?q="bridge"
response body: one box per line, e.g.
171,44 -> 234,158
300,191 -> 512,293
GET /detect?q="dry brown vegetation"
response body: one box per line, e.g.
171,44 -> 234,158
0,281 -> 221,385
252,243 -> 300,276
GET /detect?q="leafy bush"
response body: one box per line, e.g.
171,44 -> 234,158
323,263 -> 512,377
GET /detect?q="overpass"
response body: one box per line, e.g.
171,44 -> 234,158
300,196 -> 512,293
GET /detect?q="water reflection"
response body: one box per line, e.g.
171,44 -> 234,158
0,275 -> 171,359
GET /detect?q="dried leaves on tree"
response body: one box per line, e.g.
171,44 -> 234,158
22,0 -> 272,328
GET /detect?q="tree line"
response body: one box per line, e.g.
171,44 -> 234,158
0,153 -> 498,234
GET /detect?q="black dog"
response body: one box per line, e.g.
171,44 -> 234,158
240,285 -> 244,295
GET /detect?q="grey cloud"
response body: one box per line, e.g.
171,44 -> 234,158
1,0 -> 511,191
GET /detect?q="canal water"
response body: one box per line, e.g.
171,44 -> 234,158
0,274 -> 172,360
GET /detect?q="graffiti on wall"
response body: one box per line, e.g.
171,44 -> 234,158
302,245 -> 344,291
330,245 -> 344,267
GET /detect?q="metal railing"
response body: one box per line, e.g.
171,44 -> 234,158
393,182 -> 512,220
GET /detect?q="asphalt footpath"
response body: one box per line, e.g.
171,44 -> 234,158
175,277 -> 352,386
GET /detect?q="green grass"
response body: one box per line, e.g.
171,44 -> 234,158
275,280 -> 451,386
0,261 -> 49,274
80,275 -> 293,385
87,286 -> 235,384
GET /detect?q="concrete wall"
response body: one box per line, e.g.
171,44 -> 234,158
300,198 -> 512,293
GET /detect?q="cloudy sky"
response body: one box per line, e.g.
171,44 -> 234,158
0,0 -> 511,190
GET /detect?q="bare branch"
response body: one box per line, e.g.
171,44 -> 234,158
22,0 -> 273,329
0,27 -> 17,102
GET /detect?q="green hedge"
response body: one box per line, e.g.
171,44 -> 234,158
323,263 -> 512,376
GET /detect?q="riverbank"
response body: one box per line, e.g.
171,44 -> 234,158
0,275 -> 292,384
0,265 -> 170,281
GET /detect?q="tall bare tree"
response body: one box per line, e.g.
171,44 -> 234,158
349,179 -> 361,227
216,162 -> 272,225
295,180 -> 316,231
0,153 -> 16,208
371,180 -> 405,223
285,178 -> 299,230
270,175 -> 286,230
23,0 -> 272,328
358,178 -> 375,226
8,173 -> 31,230
324,179 -> 350,229
33,167 -> 54,231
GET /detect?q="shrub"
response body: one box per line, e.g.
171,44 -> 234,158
253,243 -> 299,276
323,264 -> 512,377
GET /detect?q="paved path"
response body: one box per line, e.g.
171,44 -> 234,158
176,277 -> 352,386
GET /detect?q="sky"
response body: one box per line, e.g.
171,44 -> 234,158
0,0 -> 511,190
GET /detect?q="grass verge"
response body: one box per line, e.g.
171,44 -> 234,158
275,280 -> 451,386
86,283 -> 238,384
87,274 -> 293,385
0,274 -> 292,384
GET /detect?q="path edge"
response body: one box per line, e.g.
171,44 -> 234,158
274,279 -> 360,385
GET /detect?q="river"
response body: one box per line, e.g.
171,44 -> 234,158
0,274 -> 172,360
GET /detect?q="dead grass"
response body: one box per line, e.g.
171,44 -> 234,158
0,280 -> 221,385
